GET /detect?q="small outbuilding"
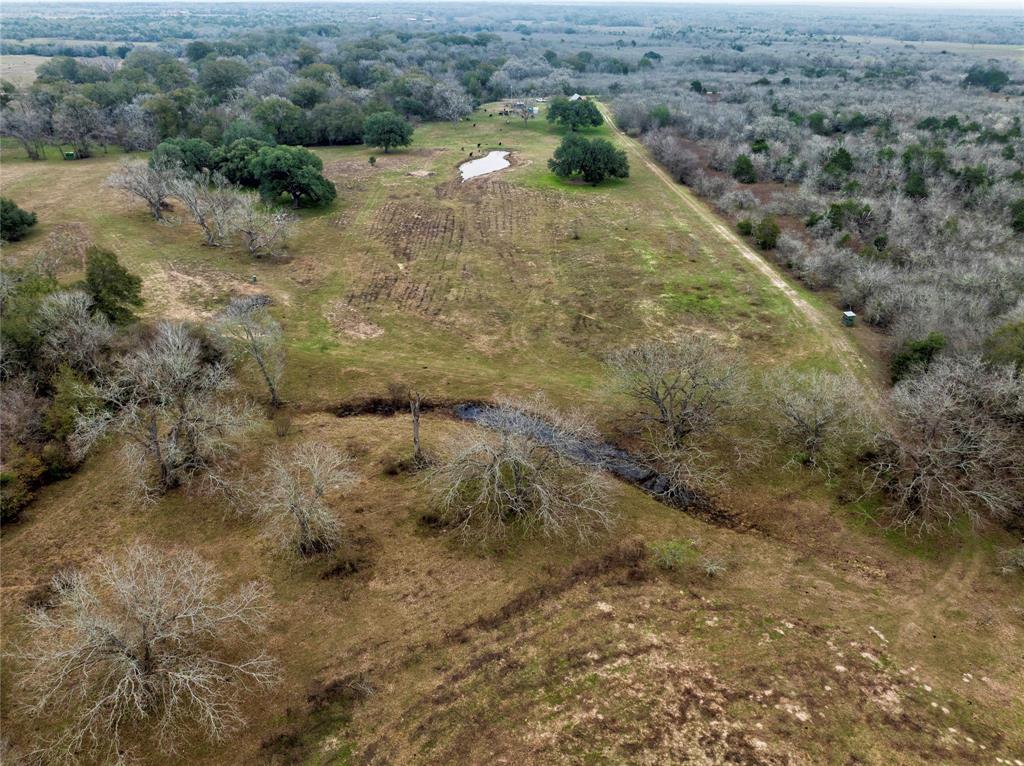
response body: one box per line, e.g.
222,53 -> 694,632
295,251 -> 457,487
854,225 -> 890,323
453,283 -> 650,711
569,93 -> 583,101
842,310 -> 857,327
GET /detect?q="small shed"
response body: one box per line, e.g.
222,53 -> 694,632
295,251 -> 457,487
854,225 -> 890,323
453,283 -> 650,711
842,310 -> 857,327
569,93 -> 583,101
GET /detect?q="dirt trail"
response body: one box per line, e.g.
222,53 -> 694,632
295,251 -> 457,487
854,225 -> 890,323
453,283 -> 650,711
596,102 -> 878,392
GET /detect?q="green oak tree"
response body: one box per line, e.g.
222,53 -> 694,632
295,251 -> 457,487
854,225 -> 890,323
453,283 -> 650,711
249,146 -> 337,208
548,134 -> 628,186
362,111 -> 413,153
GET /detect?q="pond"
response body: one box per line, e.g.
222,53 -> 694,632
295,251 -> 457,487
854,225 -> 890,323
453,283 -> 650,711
459,150 -> 510,181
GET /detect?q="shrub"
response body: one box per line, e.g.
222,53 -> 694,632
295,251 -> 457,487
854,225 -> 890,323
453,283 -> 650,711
890,332 -> 945,383
963,65 -> 1009,93
150,138 -> 214,174
650,539 -> 698,571
823,146 -> 854,177
753,216 -> 780,250
0,448 -> 44,525
983,321 -> 1024,372
1,197 -> 38,242
732,154 -> 757,184
649,539 -> 726,578
701,556 -> 728,578
998,545 -> 1024,576
1011,199 -> 1024,233
904,171 -> 928,199
81,247 -> 143,324
648,104 -> 671,126
737,219 -> 753,236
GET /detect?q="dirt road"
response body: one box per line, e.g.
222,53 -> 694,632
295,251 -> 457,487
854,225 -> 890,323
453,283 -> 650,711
596,102 -> 878,391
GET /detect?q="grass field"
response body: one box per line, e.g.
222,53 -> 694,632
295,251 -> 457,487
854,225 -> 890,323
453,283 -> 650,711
0,110 -> 856,411
1,106 -> 1022,764
841,35 -> 1024,61
0,54 -> 50,86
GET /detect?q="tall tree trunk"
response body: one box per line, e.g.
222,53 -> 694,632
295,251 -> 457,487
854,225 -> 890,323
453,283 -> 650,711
148,412 -> 170,490
253,351 -> 280,407
410,391 -> 422,463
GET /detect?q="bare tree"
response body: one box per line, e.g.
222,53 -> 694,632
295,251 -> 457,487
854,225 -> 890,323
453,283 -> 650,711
16,545 -> 276,765
105,159 -> 175,221
233,196 -> 294,259
607,336 -> 741,447
0,376 -> 46,448
763,369 -> 873,471
642,436 -> 725,504
428,397 -> 613,544
868,357 -> 1023,531
255,442 -> 356,555
52,95 -> 101,159
33,290 -> 112,377
213,296 -> 285,407
72,322 -> 254,500
431,80 -> 473,123
2,101 -> 51,160
515,102 -> 536,128
169,170 -> 242,246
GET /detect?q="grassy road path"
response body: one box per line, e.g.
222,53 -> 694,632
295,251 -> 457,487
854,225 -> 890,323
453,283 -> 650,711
596,101 -> 880,394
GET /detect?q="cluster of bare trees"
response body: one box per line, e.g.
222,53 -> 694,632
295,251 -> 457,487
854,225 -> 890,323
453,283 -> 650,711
868,357 -> 1023,531
106,160 -> 293,256
615,49 -> 1023,360
603,333 -> 1022,531
15,545 -> 276,765
71,322 -> 256,502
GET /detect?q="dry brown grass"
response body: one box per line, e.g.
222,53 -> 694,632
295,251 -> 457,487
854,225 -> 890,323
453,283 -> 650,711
2,412 -> 1022,764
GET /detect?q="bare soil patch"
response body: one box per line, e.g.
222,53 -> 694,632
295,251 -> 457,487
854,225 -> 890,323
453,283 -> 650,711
144,263 -> 286,321
324,299 -> 384,340
370,201 -> 464,263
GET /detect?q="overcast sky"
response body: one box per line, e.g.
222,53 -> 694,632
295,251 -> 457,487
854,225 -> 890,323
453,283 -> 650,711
4,0 -> 1022,10
6,0 -> 1022,7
